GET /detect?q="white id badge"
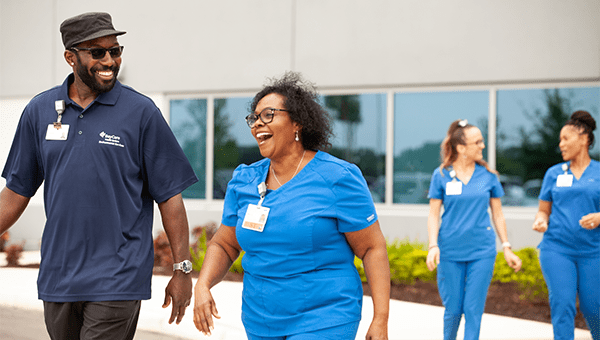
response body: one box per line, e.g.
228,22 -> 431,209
242,204 -> 270,232
46,124 -> 69,140
556,174 -> 573,187
446,181 -> 463,195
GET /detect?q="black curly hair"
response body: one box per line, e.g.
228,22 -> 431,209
250,71 -> 333,151
565,110 -> 597,148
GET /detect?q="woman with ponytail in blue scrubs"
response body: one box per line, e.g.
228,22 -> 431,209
533,110 -> 600,340
192,72 -> 390,340
426,119 -> 522,340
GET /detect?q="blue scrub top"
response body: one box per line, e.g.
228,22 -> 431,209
428,164 -> 504,261
538,160 -> 600,257
2,74 -> 198,302
222,151 -> 378,337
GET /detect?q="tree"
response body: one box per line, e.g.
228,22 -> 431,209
213,98 -> 239,170
325,95 -> 361,162
175,99 -> 208,198
516,89 -> 572,181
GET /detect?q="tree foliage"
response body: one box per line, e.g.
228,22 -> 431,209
515,89 -> 571,181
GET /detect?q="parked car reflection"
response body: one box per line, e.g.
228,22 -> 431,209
371,172 -> 431,204
499,175 -> 541,207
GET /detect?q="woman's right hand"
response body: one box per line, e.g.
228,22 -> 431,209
193,282 -> 221,336
426,246 -> 440,271
532,218 -> 548,233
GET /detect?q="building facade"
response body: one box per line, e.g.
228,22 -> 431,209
1,0 -> 599,249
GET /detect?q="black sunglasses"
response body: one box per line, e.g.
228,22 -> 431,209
70,46 -> 124,60
245,108 -> 288,128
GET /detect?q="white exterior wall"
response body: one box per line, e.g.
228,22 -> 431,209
1,0 -> 598,96
1,0 -> 599,249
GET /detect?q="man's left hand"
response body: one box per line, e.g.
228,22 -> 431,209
163,272 -> 193,324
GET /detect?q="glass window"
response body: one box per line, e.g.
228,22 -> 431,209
213,97 -> 261,199
497,87 -> 600,206
394,91 -> 489,204
170,99 -> 207,199
323,93 -> 387,203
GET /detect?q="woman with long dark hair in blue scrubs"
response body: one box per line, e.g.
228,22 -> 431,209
426,119 -> 522,340
532,110 -> 599,340
192,71 -> 391,340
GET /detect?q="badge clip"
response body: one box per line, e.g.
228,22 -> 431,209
54,100 -> 65,129
257,182 -> 267,207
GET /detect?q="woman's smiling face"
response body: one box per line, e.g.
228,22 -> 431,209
251,93 -> 300,160
559,125 -> 588,161
459,126 -> 485,162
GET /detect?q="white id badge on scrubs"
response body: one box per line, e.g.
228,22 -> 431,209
556,174 -> 573,187
242,204 -> 270,232
45,124 -> 69,140
446,181 -> 462,195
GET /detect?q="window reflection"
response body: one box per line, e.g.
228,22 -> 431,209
394,91 -> 489,204
497,87 -> 600,206
323,94 -> 386,203
213,97 -> 261,199
170,99 -> 207,199
169,87 -> 598,206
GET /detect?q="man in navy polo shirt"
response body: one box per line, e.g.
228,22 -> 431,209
0,12 -> 198,339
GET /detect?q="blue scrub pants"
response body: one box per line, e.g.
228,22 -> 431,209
437,256 -> 496,340
539,250 -> 599,340
245,321 -> 360,340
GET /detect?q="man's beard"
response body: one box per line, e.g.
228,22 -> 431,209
75,57 -> 120,94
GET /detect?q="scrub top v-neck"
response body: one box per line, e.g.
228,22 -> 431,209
428,164 -> 504,261
538,160 -> 600,256
221,151 -> 378,337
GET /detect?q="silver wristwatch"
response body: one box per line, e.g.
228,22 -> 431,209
173,260 -> 193,274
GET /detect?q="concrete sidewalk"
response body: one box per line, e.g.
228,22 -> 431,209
0,252 -> 593,340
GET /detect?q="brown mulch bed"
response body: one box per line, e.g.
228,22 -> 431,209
153,266 -> 589,330
369,280 -> 586,330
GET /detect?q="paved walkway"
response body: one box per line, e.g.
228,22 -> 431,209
0,252 -> 593,340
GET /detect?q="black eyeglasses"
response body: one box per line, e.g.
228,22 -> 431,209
70,46 -> 124,60
245,108 -> 288,128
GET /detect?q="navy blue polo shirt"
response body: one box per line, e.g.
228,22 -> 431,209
2,74 -> 198,302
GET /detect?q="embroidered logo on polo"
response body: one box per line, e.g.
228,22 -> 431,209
98,131 -> 125,148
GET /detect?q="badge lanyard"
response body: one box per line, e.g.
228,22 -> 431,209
445,166 -> 463,195
557,162 -> 573,187
46,100 -> 69,140
242,182 -> 270,232
257,182 -> 267,207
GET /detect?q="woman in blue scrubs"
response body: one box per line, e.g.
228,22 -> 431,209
533,110 -> 599,340
426,119 -> 522,340
192,72 -> 390,340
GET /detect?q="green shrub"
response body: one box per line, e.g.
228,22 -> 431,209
386,238 -> 435,285
354,256 -> 366,282
185,225 -> 547,302
190,228 -> 208,272
230,251 -> 245,274
190,224 -> 244,274
493,247 -> 548,301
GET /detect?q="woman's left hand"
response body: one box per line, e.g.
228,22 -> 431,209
503,248 -> 522,272
579,212 -> 600,230
365,316 -> 388,340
